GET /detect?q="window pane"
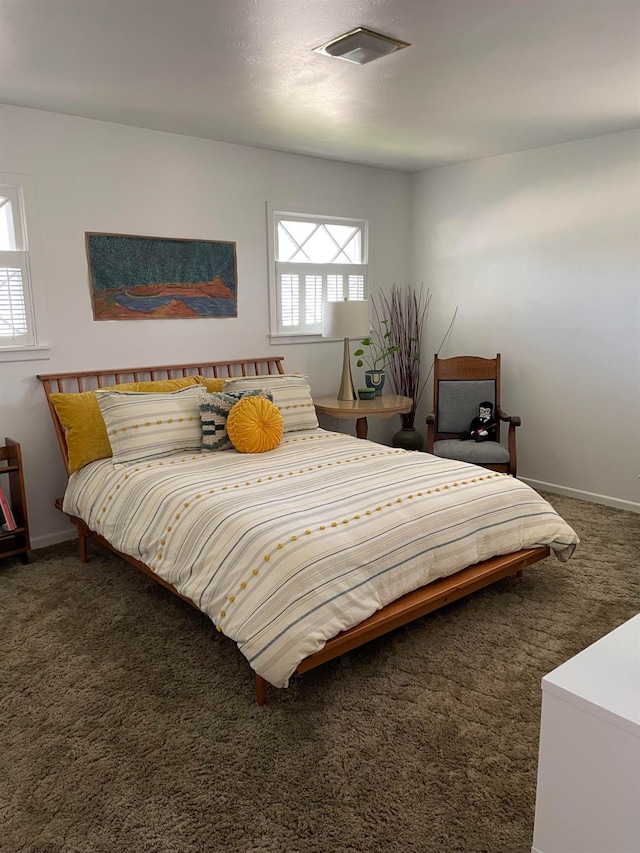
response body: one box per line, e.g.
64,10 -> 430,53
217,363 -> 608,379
277,221 -> 317,262
325,225 -> 362,263
0,198 -> 16,251
301,227 -> 339,263
276,217 -> 363,264
280,220 -> 317,244
0,266 -> 27,337
326,275 -> 344,302
280,274 -> 299,327
348,275 -> 365,300
276,226 -> 298,263
341,231 -> 362,263
304,275 -> 323,325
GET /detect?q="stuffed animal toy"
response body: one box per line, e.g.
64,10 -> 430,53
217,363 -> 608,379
460,401 -> 497,442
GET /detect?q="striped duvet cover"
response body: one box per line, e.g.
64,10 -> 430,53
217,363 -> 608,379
63,429 -> 579,688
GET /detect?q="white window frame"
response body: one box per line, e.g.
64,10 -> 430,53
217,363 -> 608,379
267,203 -> 369,344
0,173 -> 49,362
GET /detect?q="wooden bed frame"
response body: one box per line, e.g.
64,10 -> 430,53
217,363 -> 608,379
38,357 -> 550,705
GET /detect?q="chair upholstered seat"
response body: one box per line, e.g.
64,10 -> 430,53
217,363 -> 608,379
433,439 -> 510,466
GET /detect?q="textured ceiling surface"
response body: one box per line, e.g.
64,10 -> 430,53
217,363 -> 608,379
1,0 -> 639,171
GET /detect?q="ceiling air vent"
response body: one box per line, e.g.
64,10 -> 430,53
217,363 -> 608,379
313,27 -> 411,65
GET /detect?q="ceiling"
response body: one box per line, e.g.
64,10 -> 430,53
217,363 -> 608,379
1,0 -> 639,172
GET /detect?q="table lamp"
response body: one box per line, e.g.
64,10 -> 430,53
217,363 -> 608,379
321,299 -> 371,401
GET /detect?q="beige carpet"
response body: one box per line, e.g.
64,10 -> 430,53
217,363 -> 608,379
1,493 -> 638,853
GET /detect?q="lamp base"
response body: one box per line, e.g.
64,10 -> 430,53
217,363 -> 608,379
337,337 -> 356,401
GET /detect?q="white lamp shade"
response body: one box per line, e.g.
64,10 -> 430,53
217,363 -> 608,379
322,300 -> 370,339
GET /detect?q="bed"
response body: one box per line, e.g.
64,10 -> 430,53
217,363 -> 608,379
38,357 -> 579,704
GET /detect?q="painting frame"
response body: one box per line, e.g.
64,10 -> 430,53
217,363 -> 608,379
85,232 -> 238,320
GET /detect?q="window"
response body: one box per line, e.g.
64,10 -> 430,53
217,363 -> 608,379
268,206 -> 368,340
0,173 -> 47,360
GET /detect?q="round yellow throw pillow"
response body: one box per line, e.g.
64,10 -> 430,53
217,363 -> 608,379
227,395 -> 284,453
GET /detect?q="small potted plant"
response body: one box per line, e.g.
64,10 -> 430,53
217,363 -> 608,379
353,317 -> 399,395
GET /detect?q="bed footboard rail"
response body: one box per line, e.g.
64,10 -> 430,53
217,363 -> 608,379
255,545 -> 551,705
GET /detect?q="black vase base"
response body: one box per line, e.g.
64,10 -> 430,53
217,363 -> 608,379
392,428 -> 424,451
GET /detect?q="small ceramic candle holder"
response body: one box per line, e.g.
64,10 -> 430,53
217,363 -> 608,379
357,387 -> 376,400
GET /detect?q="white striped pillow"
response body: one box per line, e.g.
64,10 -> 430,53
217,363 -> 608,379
95,386 -> 205,464
222,375 -> 318,433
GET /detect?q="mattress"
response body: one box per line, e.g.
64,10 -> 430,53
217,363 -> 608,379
63,428 -> 579,687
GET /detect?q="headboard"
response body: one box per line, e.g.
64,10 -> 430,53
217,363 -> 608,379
38,356 -> 285,475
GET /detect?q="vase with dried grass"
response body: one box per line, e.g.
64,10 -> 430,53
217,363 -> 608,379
375,284 -> 457,451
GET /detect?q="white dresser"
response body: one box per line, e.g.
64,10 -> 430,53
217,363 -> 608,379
532,613 -> 640,853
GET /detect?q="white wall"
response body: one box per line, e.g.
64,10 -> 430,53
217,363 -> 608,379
412,129 -> 640,511
0,105 -> 412,547
1,107 -> 637,550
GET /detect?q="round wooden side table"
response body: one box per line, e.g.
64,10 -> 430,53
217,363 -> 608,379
313,395 -> 413,440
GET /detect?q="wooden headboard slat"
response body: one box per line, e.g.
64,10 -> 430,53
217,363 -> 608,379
39,357 -> 285,385
38,357 -> 286,475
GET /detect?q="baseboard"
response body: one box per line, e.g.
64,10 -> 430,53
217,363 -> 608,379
521,478 -> 640,514
30,528 -> 77,551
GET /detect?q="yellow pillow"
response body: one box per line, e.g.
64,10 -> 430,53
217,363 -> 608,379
227,396 -> 284,454
196,376 -> 226,393
105,376 -> 201,393
49,391 -> 112,472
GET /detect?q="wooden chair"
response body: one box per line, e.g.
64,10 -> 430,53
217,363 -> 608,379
425,354 -> 520,476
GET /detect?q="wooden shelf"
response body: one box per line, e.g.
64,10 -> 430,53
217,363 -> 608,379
0,438 -> 30,563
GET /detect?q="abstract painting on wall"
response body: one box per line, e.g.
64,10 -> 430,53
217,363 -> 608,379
86,232 -> 238,320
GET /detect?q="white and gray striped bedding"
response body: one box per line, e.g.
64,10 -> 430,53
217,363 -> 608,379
63,429 -> 579,688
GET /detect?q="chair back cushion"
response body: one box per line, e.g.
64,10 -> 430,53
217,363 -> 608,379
437,380 -> 496,433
